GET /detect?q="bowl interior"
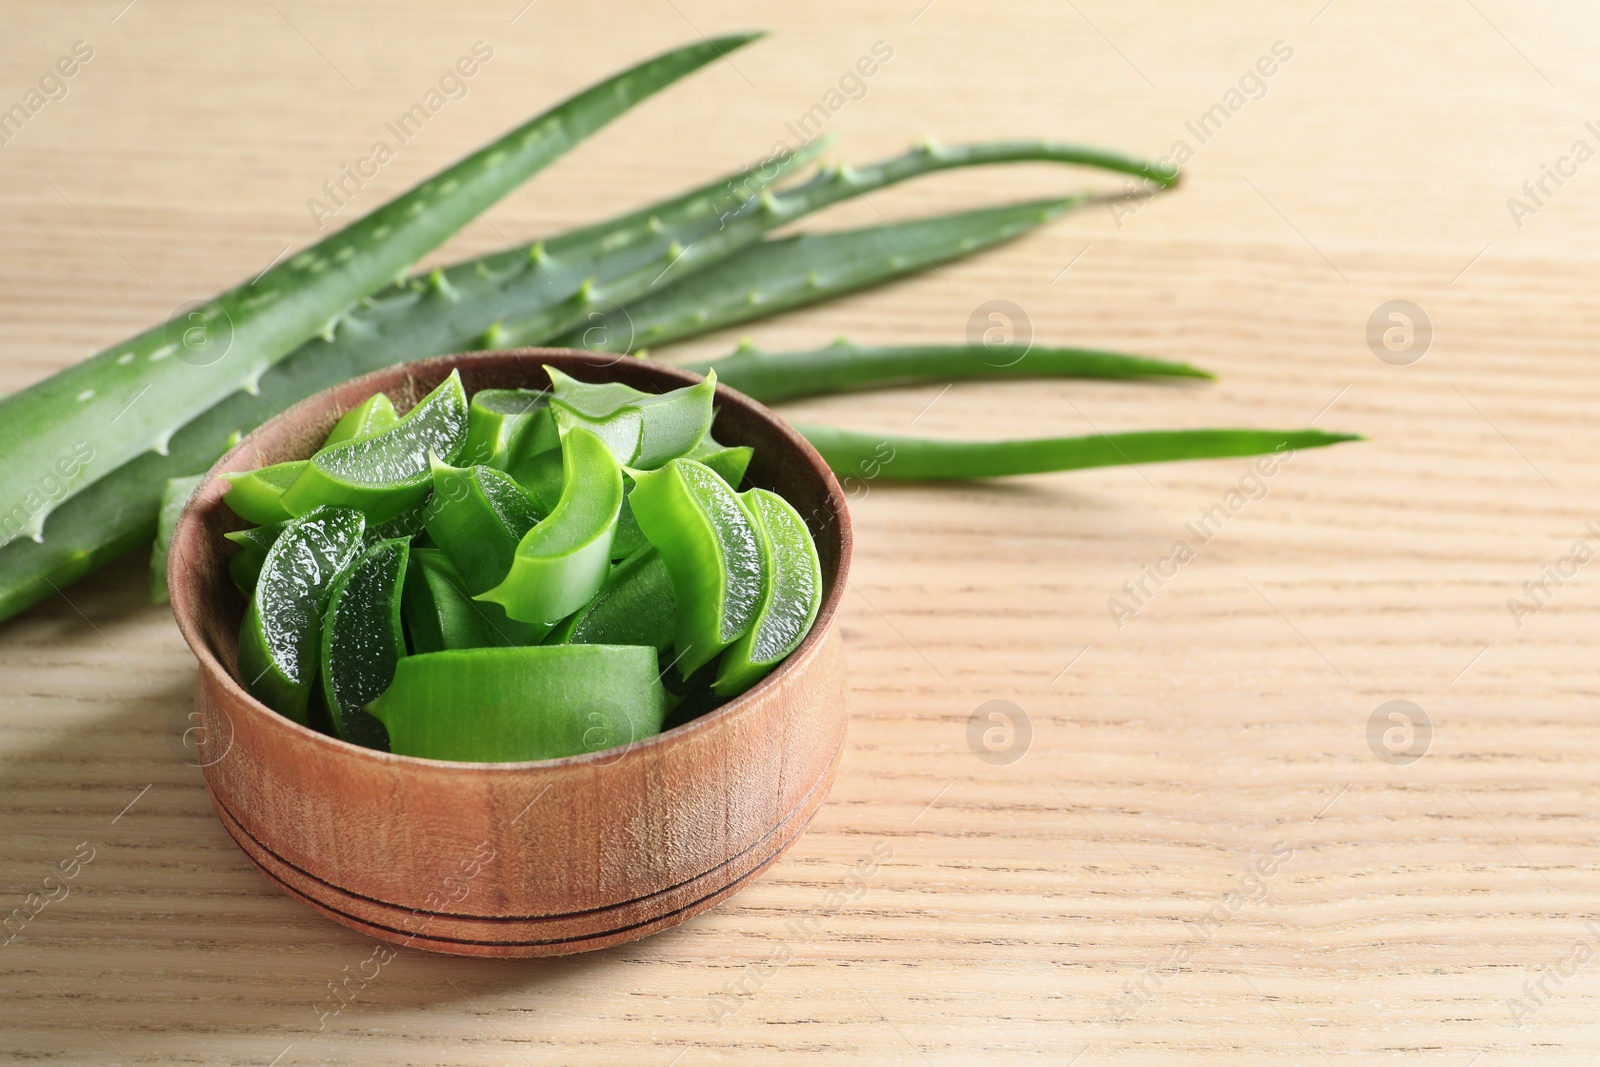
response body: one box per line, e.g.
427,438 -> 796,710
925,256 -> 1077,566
169,348 -> 852,767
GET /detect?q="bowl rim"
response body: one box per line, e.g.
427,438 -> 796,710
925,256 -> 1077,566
168,347 -> 853,773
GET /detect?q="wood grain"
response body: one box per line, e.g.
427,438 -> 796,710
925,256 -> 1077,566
3,0 -> 1600,1061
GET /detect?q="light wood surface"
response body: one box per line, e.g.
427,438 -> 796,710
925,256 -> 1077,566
3,0 -> 1598,1061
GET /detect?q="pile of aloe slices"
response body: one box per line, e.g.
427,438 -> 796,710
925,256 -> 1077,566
223,368 -> 820,762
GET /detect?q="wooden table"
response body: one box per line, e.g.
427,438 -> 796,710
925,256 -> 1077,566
3,0 -> 1597,1062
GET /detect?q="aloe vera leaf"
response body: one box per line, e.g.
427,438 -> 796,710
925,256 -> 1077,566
494,138 -> 1176,346
222,461 -> 307,524
461,389 -> 552,468
692,442 -> 754,489
478,427 -> 623,625
685,339 -> 1213,403
627,457 -> 764,677
402,547 -> 533,652
796,425 -> 1363,480
319,537 -> 409,749
422,458 -> 541,593
148,475 -> 202,605
553,196 -> 1090,352
0,137 -> 1165,620
0,36 -> 758,553
224,521 -> 283,594
238,506 -> 366,723
546,366 -> 717,468
713,488 -> 822,697
280,371 -> 469,523
546,546 -> 677,651
323,393 -> 398,448
0,124 -> 820,626
366,645 -> 668,762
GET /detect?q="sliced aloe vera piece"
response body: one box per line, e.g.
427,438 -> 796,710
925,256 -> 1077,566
690,433 -> 754,487
607,437 -> 746,561
367,645 -> 668,762
149,474 -> 202,605
478,427 -> 622,625
423,458 -> 542,590
319,537 -> 409,749
422,457 -> 546,645
713,488 -> 822,696
323,393 -> 398,448
222,461 -> 307,525
281,371 -> 468,523
461,388 -> 553,468
238,506 -> 366,723
546,367 -> 716,469
547,546 -> 676,651
224,520 -> 284,594
402,547 -> 528,652
627,457 -> 764,677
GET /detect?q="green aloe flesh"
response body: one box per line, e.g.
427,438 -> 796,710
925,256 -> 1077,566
554,197 -> 1090,352
224,521 -> 283,594
461,389 -> 553,468
149,474 -> 203,605
686,340 -> 1213,403
422,458 -> 542,592
323,394 -> 398,447
798,426 -> 1363,480
627,458 -> 764,677
222,461 -> 306,524
281,371 -> 468,523
0,35 -> 757,553
0,134 -> 1165,623
478,427 -> 623,625
608,437 -> 752,563
366,645 -> 668,762
238,506 -> 366,723
402,547 -> 529,652
547,546 -> 677,652
319,537 -> 409,749
547,366 -> 717,469
690,437 -> 755,488
713,489 -> 823,698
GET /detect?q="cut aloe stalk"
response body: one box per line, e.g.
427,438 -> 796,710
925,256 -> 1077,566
402,547 -> 528,652
713,488 -> 822,696
461,388 -> 553,468
367,645 -> 668,762
222,461 -> 306,525
319,537 -> 409,749
224,521 -> 283,594
323,393 -> 398,448
626,457 -> 764,676
238,506 -> 366,723
546,366 -> 717,469
423,458 -> 542,589
478,427 -> 622,625
546,546 -> 676,652
281,371 -> 468,523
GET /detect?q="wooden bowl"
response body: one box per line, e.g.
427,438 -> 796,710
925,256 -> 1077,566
167,350 -> 851,958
